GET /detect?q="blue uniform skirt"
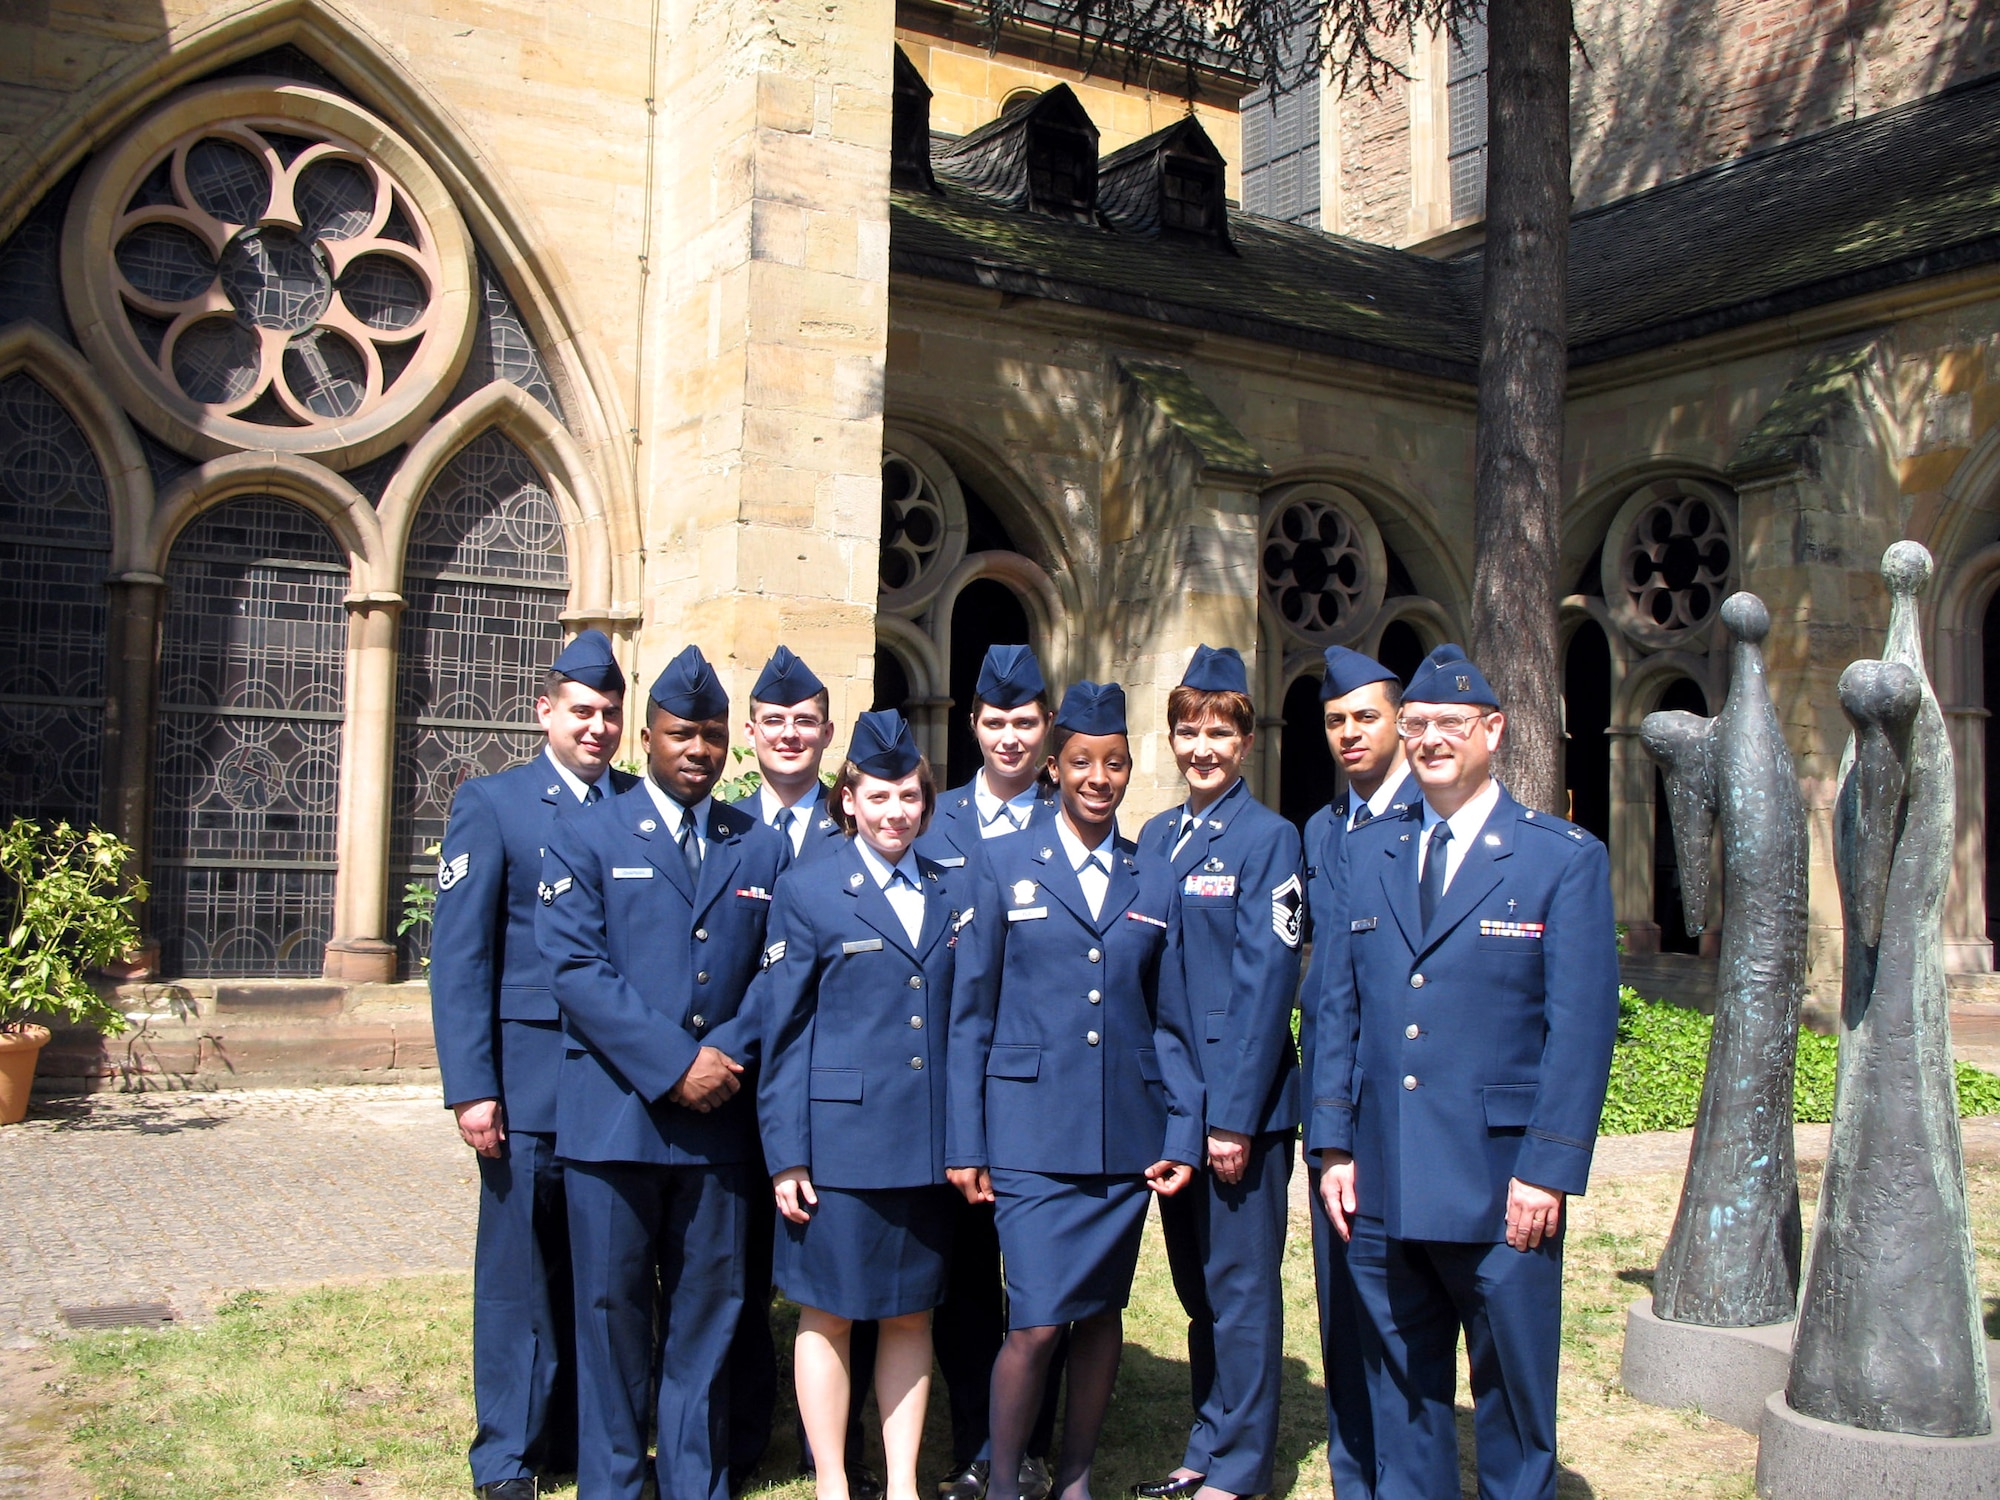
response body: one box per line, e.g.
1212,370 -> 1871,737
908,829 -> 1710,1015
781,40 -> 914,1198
775,1183 -> 955,1321
991,1169 -> 1151,1328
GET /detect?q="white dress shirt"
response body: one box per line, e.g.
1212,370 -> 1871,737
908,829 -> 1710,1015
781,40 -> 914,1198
1172,776 -> 1241,856
1056,814 -> 1114,921
974,770 -> 1041,839
643,776 -> 711,861
1416,777 -> 1502,892
545,748 -> 603,805
1348,763 -> 1411,832
856,838 -> 926,943
757,781 -> 821,856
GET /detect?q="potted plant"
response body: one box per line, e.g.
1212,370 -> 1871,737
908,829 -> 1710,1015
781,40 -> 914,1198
0,818 -> 146,1123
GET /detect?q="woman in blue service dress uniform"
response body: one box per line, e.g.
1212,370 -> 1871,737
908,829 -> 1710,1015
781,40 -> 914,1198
947,681 -> 1204,1500
757,709 -> 969,1500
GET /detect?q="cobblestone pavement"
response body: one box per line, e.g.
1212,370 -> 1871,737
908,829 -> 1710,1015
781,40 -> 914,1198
0,1085 -> 476,1345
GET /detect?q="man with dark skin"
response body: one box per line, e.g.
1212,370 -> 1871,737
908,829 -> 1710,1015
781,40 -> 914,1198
539,645 -> 790,1500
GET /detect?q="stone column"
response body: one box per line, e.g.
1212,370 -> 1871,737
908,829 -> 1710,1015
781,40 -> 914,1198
906,692 -> 952,772
640,0 -> 897,735
1607,723 -> 1660,952
324,593 -> 404,984
100,571 -> 164,971
1943,704 -> 1993,972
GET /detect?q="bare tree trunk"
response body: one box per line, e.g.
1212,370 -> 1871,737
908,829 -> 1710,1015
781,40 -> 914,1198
1470,0 -> 1570,814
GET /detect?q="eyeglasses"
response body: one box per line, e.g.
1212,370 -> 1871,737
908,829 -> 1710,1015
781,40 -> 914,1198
756,715 -> 825,734
1395,712 -> 1494,742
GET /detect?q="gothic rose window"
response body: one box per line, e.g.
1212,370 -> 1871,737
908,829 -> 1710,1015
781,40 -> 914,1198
1605,479 -> 1737,644
1260,490 -> 1374,644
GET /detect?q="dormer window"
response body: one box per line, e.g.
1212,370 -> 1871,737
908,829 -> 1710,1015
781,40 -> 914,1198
1095,116 -> 1234,250
1028,124 -> 1098,215
1162,158 -> 1222,236
891,47 -> 938,194
932,84 -> 1101,221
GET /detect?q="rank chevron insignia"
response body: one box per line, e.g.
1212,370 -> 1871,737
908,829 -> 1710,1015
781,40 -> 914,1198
437,851 -> 470,890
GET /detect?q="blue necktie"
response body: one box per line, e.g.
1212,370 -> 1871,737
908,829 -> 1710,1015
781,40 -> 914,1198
1351,802 -> 1372,828
678,819 -> 701,883
584,781 -> 603,805
1419,821 -> 1452,929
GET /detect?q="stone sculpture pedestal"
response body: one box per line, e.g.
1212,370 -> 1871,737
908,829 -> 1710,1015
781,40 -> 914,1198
1757,1387 -> 2000,1498
1621,1298 -> 1793,1433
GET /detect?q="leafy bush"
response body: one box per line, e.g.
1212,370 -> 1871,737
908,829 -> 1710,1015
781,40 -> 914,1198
1602,987 -> 2000,1135
0,818 -> 145,1035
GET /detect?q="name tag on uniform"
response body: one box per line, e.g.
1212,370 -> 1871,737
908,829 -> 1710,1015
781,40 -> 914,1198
934,855 -> 966,868
1005,907 -> 1047,922
1351,916 -> 1378,932
842,938 -> 884,954
1183,873 -> 1236,898
1480,920 -> 1544,939
612,867 -> 653,879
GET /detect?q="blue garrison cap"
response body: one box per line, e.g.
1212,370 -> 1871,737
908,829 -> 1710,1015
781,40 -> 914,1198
750,645 -> 825,707
550,629 -> 625,694
974,644 -> 1046,709
848,710 -> 922,779
649,644 -> 729,721
1319,645 -> 1397,702
1055,680 -> 1127,737
1180,644 -> 1249,695
1404,643 -> 1502,708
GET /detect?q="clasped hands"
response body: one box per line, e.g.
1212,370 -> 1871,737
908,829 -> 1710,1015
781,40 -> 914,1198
670,1044 -> 744,1112
1317,1149 -> 1565,1251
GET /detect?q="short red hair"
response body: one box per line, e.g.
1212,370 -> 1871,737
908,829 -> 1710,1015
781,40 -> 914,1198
1167,686 -> 1255,737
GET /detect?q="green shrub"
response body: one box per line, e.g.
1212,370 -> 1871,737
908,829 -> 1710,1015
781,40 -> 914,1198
0,818 -> 145,1036
1602,988 -> 2000,1136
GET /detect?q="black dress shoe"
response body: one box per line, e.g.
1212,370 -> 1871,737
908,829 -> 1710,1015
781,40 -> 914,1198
848,1467 -> 887,1500
476,1481 -> 538,1500
1129,1476 -> 1203,1500
938,1459 -> 991,1500
1018,1456 -> 1054,1500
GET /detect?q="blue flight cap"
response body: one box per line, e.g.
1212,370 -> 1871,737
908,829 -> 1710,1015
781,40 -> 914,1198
750,645 -> 825,707
1404,644 -> 1502,708
848,710 -> 922,778
1319,644 -> 1397,702
1180,644 -> 1249,695
649,644 -> 730,721
1055,680 -> 1127,736
1417,642 -> 1468,673
549,629 -> 625,694
974,644 -> 1046,708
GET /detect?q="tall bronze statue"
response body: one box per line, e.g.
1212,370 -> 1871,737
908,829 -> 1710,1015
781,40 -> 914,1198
1788,540 -> 1990,1437
1641,591 -> 1806,1327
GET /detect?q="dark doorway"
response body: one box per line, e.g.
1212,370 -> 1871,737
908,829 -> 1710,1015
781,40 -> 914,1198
1563,619 -> 1613,841
1985,589 -> 2000,948
947,579 -> 1032,787
872,646 -> 911,713
1280,673 -> 1335,831
1653,676 -> 1709,954
1376,619 -> 1426,685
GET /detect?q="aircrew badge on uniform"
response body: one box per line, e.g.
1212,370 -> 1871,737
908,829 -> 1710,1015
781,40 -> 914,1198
1204,855 -> 1226,873
1011,879 -> 1038,906
438,851 -> 470,890
1270,874 -> 1304,949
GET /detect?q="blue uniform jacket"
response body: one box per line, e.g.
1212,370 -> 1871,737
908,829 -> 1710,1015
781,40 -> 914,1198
754,839 -> 965,1188
1297,779 -> 1416,1107
429,757 -> 638,1132
537,784 -> 790,1166
1305,788 -> 1620,1242
916,777 -> 1058,873
1138,779 -> 1306,1139
730,783 -> 845,866
948,829 -> 1205,1175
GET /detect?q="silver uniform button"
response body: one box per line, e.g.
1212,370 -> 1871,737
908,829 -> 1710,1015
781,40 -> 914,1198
695,927 -> 708,941
908,975 -> 923,989
1403,1074 -> 1418,1090
1410,973 -> 1425,988
691,1014 -> 706,1029
1405,1023 -> 1420,1040
1087,947 -> 1101,963
1086,1031 -> 1100,1046
1087,989 -> 1101,1004
697,971 -> 709,984
911,1056 -> 924,1070
910,1015 -> 923,1029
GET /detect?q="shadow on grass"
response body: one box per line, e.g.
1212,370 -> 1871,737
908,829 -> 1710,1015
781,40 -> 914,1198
1615,1267 -> 1656,1291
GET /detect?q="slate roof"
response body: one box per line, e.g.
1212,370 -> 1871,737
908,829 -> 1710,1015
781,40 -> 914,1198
889,68 -> 2000,379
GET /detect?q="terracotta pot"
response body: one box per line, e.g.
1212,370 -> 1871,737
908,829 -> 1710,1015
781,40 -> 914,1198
0,1024 -> 51,1125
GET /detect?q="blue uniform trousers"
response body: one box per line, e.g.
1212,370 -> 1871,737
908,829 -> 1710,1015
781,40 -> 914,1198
1306,1161 -> 1374,1500
567,1159 -> 754,1500
1344,1216 -> 1563,1500
728,1187 -> 780,1482
470,1129 -> 575,1486
1159,1129 -> 1293,1495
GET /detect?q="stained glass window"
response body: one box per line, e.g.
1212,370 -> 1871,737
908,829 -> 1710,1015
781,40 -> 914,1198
152,497 -> 347,977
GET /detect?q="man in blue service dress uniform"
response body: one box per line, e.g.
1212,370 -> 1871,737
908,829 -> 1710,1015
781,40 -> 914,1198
1297,644 -> 1415,1500
727,644 -> 875,1495
431,628 -> 638,1500
1308,647 -> 1619,1500
1135,645 -> 1305,1500
538,644 -> 790,1500
916,643 -> 1062,1500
